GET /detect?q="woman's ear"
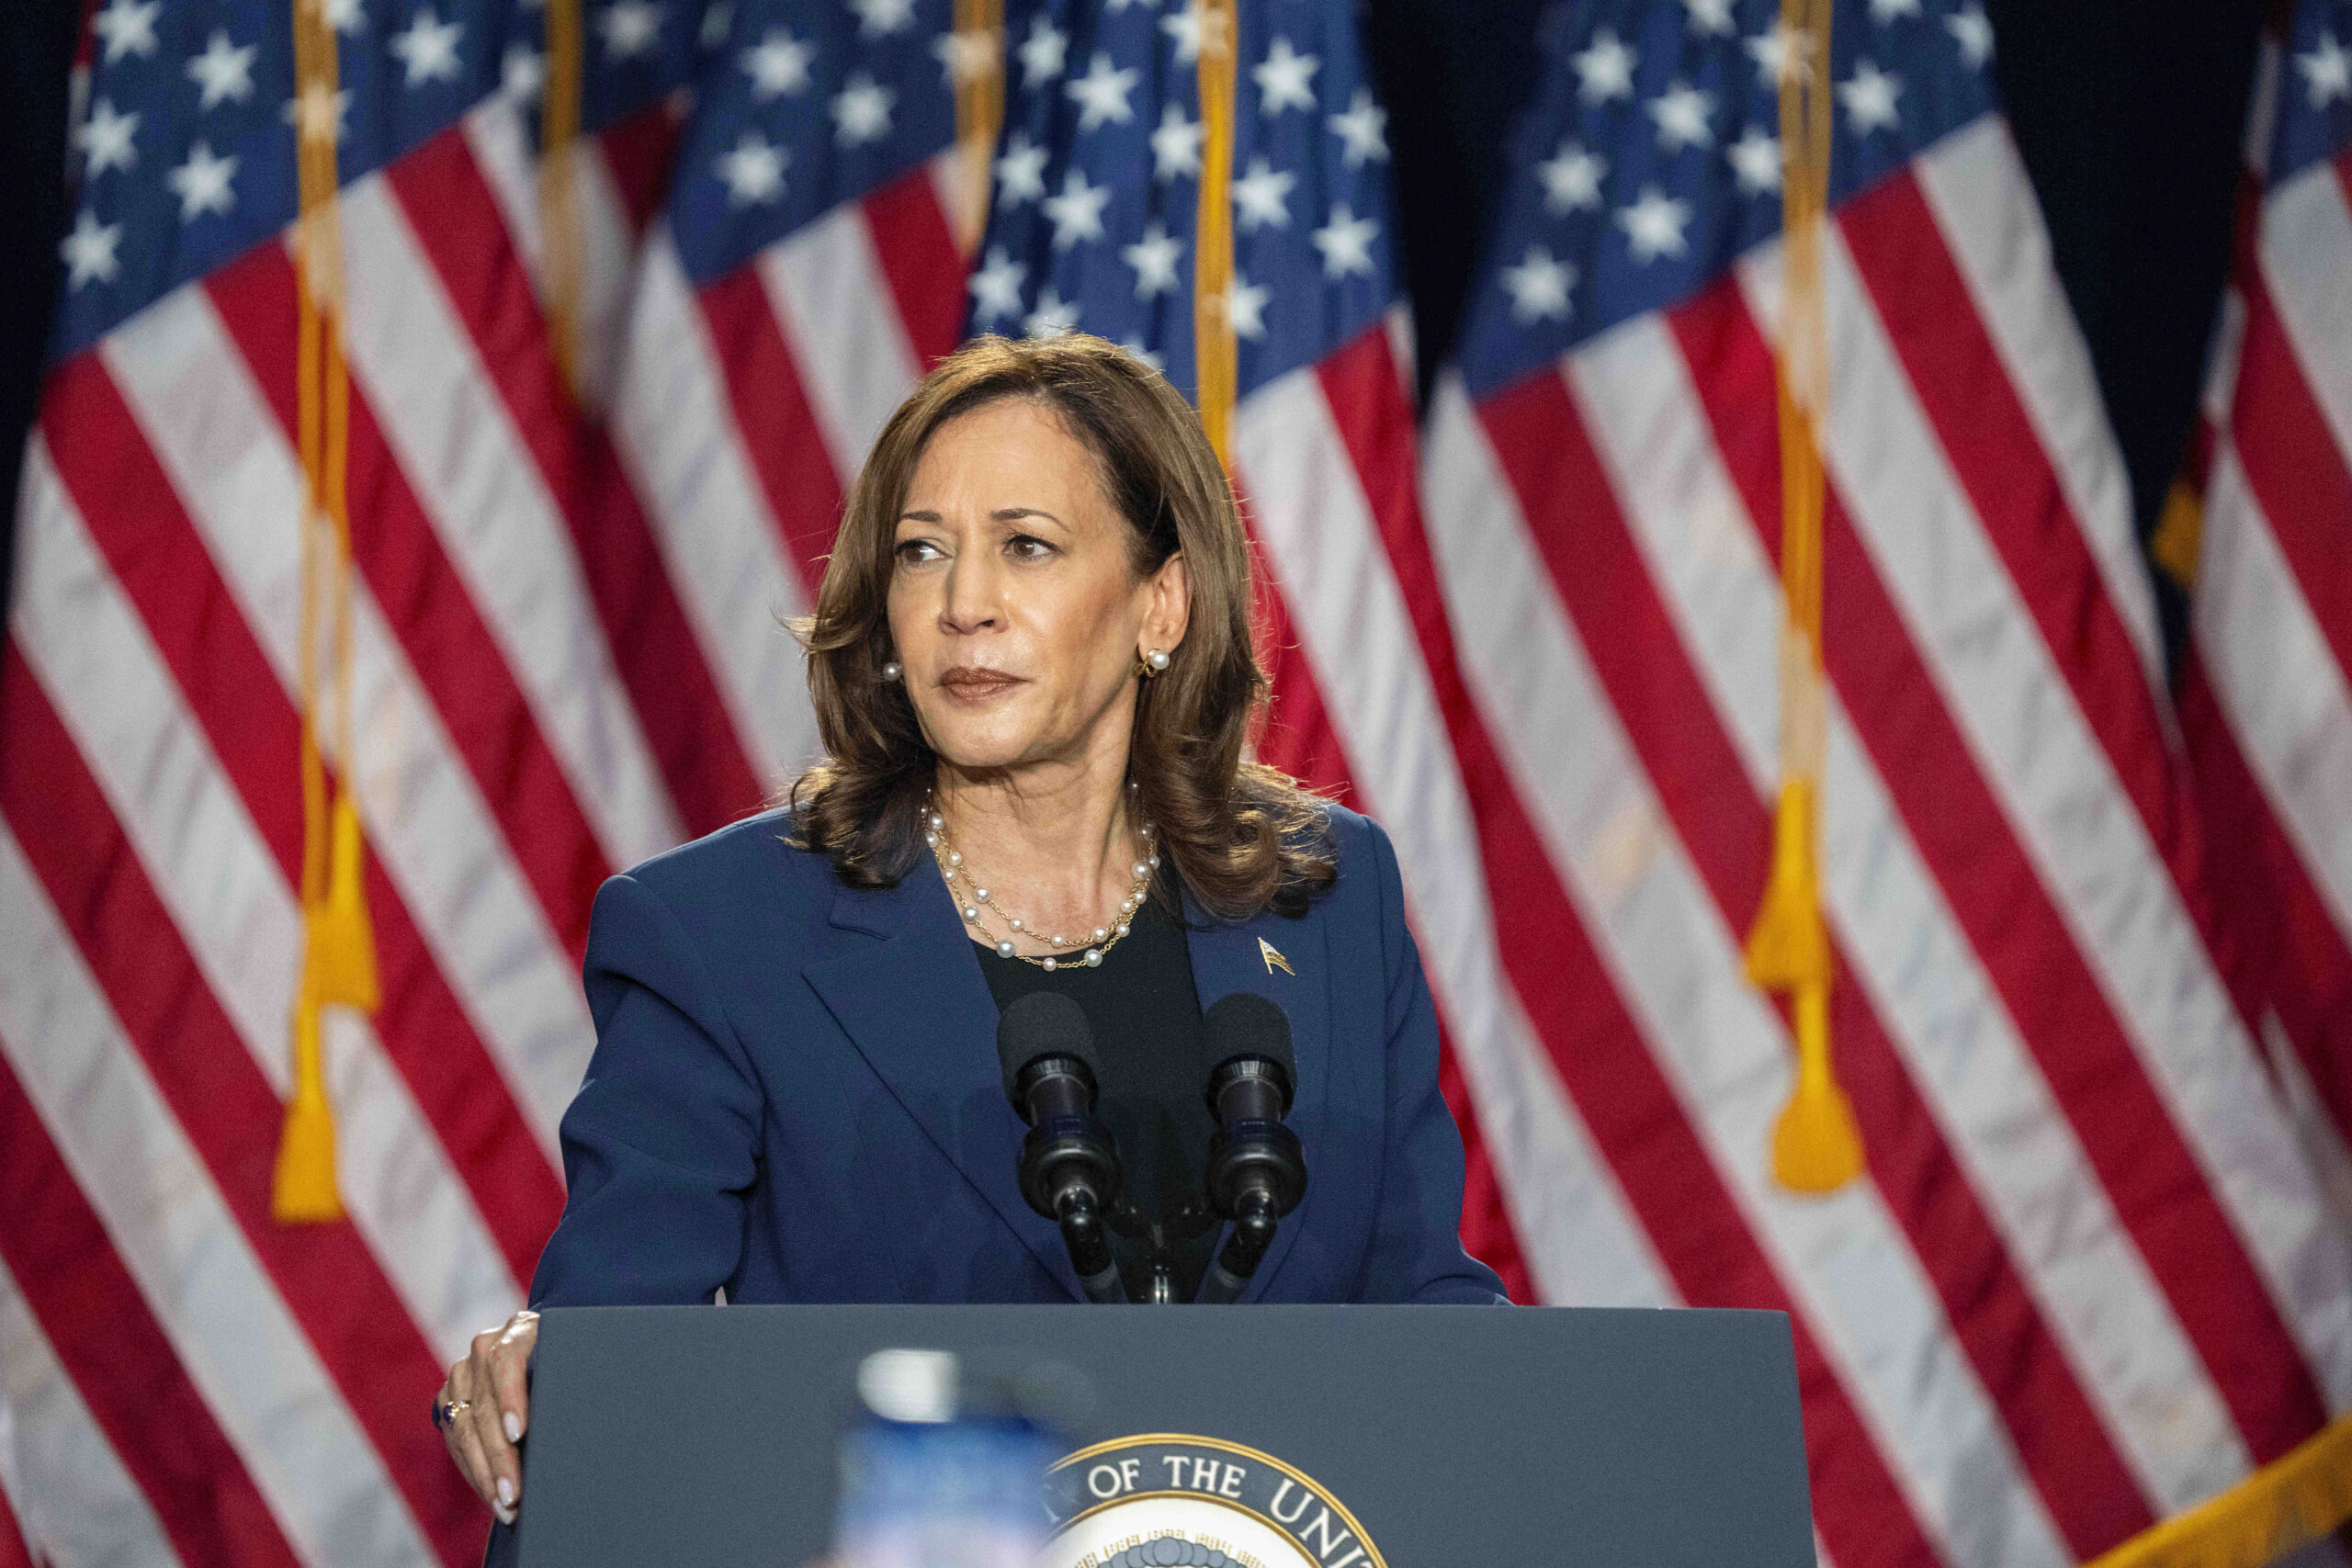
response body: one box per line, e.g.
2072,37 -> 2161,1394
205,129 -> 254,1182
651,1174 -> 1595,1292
1144,549 -> 1191,657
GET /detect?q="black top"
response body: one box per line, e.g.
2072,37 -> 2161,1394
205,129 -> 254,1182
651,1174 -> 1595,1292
978,898 -> 1217,1303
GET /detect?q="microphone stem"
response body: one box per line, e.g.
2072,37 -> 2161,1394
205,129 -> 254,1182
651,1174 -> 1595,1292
1055,1186 -> 1128,1304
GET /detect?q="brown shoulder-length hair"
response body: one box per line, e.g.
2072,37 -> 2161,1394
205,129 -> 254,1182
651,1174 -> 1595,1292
786,333 -> 1335,922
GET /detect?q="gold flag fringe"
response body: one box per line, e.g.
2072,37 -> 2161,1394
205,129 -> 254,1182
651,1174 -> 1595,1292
2087,1416 -> 2352,1568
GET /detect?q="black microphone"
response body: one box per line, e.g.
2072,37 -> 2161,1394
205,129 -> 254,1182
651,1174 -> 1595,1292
996,992 -> 1128,1304
1195,993 -> 1307,1303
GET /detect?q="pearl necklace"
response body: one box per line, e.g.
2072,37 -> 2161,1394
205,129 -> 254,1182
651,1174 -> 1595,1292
923,786 -> 1159,971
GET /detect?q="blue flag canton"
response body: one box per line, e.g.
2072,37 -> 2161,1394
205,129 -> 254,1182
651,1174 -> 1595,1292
2269,0 -> 2352,187
1454,0 -> 1996,401
55,0 -> 704,361
666,0 -> 960,285
971,0 -> 1400,405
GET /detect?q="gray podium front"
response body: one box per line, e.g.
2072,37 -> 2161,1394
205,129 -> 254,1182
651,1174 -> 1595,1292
496,1304 -> 1815,1568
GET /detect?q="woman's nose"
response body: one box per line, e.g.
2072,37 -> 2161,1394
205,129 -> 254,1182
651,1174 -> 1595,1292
940,552 -> 1001,632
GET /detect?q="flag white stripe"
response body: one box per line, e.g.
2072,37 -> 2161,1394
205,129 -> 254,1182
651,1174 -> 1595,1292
14,440 -> 525,1366
99,290 -> 594,1160
1237,370 -> 1678,1312
1914,119 -> 2166,697
757,203 -> 925,487
0,1259 -> 181,1568
1569,314 -> 2248,1508
1426,377 -> 2072,1568
2195,437 -> 2352,935
0,1253 -> 184,1568
1746,231 -> 2352,1404
2259,159 -> 2352,466
0,821 -> 432,1568
337,174 -> 684,872
612,230 -> 820,779
926,144 -> 985,256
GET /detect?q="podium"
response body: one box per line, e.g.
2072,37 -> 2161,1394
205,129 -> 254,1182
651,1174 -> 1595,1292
495,1304 -> 1815,1567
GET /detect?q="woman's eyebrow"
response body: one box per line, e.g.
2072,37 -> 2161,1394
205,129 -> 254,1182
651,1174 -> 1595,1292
991,506 -> 1065,525
897,509 -> 942,523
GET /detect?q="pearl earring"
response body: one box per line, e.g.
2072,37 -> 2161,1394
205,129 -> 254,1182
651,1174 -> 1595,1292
881,661 -> 902,682
1138,649 -> 1170,678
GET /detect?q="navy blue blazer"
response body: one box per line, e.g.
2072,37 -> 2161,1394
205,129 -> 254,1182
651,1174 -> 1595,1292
526,802 -> 1507,1307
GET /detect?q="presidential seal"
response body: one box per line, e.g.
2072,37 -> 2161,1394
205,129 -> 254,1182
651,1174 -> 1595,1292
1038,1436 -> 1384,1568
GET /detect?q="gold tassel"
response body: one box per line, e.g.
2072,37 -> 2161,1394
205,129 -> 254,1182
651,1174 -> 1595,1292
303,795 -> 379,1010
272,999 -> 344,1222
1192,0 -> 1238,467
2150,477 -> 2204,592
946,0 -> 1005,256
1748,0 -> 1861,1194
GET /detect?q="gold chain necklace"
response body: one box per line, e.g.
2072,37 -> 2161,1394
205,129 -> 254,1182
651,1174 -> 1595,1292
924,786 -> 1159,971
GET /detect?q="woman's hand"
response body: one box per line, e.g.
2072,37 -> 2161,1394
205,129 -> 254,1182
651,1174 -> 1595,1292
435,1310 -> 538,1525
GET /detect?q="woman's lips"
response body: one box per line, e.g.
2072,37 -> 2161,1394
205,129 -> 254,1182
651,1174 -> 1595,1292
936,667 -> 1027,703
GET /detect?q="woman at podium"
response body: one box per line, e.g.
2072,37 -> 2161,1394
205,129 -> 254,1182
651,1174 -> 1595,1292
434,333 -> 1505,1521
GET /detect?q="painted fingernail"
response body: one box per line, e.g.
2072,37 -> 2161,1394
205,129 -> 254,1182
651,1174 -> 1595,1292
496,1477 -> 514,1509
503,1412 -> 522,1443
495,1505 -> 515,1528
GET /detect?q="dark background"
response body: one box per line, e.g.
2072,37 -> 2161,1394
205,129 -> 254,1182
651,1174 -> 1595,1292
0,0 -> 2263,658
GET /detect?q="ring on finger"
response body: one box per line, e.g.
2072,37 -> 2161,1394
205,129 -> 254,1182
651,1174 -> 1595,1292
434,1395 -> 472,1431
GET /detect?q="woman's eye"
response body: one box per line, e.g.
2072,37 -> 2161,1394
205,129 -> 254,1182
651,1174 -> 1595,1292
1006,534 -> 1054,560
894,538 -> 943,565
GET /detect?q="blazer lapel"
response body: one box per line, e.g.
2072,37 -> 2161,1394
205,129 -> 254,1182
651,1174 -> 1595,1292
801,875 -> 1082,1301
1183,892 -> 1329,1303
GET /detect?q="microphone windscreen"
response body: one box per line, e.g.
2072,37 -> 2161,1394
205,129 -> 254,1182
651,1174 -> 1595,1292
1201,992 -> 1295,1085
995,990 -> 1100,1102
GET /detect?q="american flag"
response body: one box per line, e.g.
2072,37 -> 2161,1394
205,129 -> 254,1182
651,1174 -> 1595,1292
2177,0 -> 2352,1245
1420,3 -> 2352,1568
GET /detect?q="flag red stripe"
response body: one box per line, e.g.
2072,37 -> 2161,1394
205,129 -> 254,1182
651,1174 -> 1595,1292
695,265 -> 842,599
1473,371 -> 1944,1568
1545,333 -> 2154,1551
861,165 -> 967,370
2179,653 -> 2352,1144
594,103 -> 687,237
0,997 -> 301,1568
1310,327 -> 1535,1301
38,355 -> 566,1280
0,658 -> 487,1568
1680,276 -> 2330,1460
2227,274 -> 2352,694
387,129 -> 764,836
0,1469 -> 32,1568
203,246 -> 610,960
1839,173 -> 2188,859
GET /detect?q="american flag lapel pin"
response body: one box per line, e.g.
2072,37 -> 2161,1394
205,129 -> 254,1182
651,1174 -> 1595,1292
1258,938 -> 1295,976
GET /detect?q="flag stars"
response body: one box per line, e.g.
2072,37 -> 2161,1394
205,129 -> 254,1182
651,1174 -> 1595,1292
61,209 -> 124,289
933,27 -> 997,90
1122,221 -> 1184,298
1726,125 -> 1781,194
1946,5 -> 1993,68
1867,0 -> 1922,22
1231,155 -> 1295,231
1838,59 -> 1903,134
1253,38 -> 1320,116
995,130 -> 1048,205
75,99 -> 139,179
1680,0 -> 1736,37
390,8 -> 464,88
1160,2 -> 1227,67
1746,20 -> 1814,88
849,0 -> 916,38
1647,80 -> 1714,152
287,81 -> 352,143
741,28 -> 814,99
1225,273 -> 1269,339
1151,103 -> 1204,180
2296,29 -> 2348,108
1500,243 -> 1575,321
1017,16 -> 1068,87
91,0 -> 160,63
1042,167 -> 1112,248
716,129 -> 787,204
1328,88 -> 1388,167
831,73 -> 896,146
597,2 -> 662,61
1311,205 -> 1379,279
1025,285 -> 1081,339
1537,140 -> 1606,213
320,0 -> 367,37
1066,51 -> 1140,132
502,42 -> 545,103
967,246 -> 1027,326
1616,184 -> 1691,263
186,30 -> 257,110
167,140 -> 239,220
1572,28 -> 1638,105
700,3 -> 733,51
